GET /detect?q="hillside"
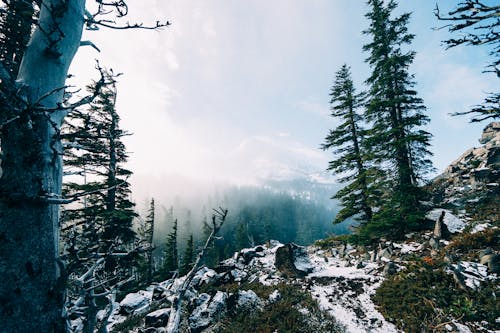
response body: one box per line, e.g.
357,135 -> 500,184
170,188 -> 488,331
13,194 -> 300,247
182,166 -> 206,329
78,122 -> 499,333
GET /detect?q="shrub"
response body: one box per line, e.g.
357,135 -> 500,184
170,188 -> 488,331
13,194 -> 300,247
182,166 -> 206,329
374,262 -> 499,331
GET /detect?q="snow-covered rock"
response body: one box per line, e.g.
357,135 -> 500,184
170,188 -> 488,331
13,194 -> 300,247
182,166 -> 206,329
426,209 -> 466,233
236,290 -> 263,311
189,291 -> 227,332
145,308 -> 170,327
119,290 -> 151,315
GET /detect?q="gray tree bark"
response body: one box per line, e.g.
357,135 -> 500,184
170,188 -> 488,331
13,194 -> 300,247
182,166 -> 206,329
0,1 -> 86,332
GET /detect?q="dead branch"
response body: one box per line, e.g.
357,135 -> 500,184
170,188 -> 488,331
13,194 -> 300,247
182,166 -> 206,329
165,207 -> 228,333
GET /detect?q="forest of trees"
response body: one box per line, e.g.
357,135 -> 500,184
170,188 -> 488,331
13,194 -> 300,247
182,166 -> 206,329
0,0 -> 497,332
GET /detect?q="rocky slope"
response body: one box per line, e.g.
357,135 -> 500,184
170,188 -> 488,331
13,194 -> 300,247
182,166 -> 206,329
431,122 -> 499,226
97,217 -> 497,333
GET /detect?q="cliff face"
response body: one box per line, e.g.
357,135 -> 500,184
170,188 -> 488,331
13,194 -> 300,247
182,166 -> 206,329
431,122 -> 499,225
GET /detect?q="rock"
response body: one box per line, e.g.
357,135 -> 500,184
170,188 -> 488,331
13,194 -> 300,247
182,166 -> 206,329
275,243 -> 313,278
480,254 -> 500,273
190,267 -> 219,288
426,209 -> 466,234
383,262 -> 397,276
230,269 -> 248,282
268,290 -> 281,303
428,237 -> 440,250
119,291 -> 151,315
478,248 -> 493,259
189,291 -> 227,332
433,210 -> 451,239
239,247 -> 265,264
236,290 -> 263,311
145,308 -> 170,328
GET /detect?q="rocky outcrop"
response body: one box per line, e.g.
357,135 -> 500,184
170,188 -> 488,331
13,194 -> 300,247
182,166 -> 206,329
274,243 -> 313,278
430,122 -> 499,225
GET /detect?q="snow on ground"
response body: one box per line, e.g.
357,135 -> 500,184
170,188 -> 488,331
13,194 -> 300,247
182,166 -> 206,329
307,249 -> 400,333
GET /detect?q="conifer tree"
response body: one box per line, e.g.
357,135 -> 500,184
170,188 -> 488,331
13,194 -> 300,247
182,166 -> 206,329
322,64 -> 374,224
61,70 -> 137,267
362,0 -> 433,236
137,198 -> 155,284
180,234 -> 194,276
161,219 -> 179,278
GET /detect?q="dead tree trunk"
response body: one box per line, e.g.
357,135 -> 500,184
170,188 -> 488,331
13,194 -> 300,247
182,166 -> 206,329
0,1 -> 86,332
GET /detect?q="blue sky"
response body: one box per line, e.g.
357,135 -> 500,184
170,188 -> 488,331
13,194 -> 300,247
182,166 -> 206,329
71,1 -> 497,199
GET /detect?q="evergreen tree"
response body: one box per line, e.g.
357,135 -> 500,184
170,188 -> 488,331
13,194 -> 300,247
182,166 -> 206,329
180,234 -> 194,276
362,0 -> 433,237
62,71 -> 136,248
61,71 -> 137,274
322,64 -> 374,224
137,198 -> 155,284
0,0 -> 37,76
161,218 -> 178,278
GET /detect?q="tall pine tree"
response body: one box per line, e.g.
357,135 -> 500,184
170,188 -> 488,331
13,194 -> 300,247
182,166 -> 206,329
362,0 -> 433,237
322,64 -> 374,224
61,70 -> 137,268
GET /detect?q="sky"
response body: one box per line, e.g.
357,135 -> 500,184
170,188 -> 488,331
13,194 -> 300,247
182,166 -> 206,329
70,1 -> 497,202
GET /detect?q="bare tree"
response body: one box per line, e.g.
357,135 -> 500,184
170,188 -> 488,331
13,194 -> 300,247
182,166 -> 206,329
0,1 -> 168,331
435,1 -> 499,122
166,208 -> 228,333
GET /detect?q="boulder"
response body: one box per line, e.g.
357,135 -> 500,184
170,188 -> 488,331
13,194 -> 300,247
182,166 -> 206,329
239,247 -> 265,264
119,291 -> 151,315
480,254 -> 500,274
383,262 -> 397,276
145,308 -> 170,328
268,290 -> 281,303
189,291 -> 227,332
275,243 -> 313,278
236,290 -> 263,311
426,209 -> 466,233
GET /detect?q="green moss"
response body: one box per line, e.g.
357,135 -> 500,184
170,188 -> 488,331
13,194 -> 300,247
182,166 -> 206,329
374,262 -> 499,331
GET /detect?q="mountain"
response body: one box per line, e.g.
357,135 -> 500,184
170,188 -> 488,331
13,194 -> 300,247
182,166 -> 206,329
430,121 -> 499,227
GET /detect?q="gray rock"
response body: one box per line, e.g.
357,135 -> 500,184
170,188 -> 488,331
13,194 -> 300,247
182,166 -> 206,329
189,291 -> 227,332
479,248 -> 493,259
383,262 -> 397,276
480,254 -> 500,273
428,237 -> 440,250
237,290 -> 263,311
119,291 -> 151,315
275,243 -> 313,278
145,308 -> 170,328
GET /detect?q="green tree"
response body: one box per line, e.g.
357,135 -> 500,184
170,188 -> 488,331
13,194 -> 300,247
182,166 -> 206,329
62,71 -> 137,252
322,64 -> 374,224
180,234 -> 194,276
362,0 -> 433,237
137,198 -> 155,284
161,218 -> 179,278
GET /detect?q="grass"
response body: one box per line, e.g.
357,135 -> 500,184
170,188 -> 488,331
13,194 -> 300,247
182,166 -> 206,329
215,283 -> 344,333
373,260 -> 499,332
